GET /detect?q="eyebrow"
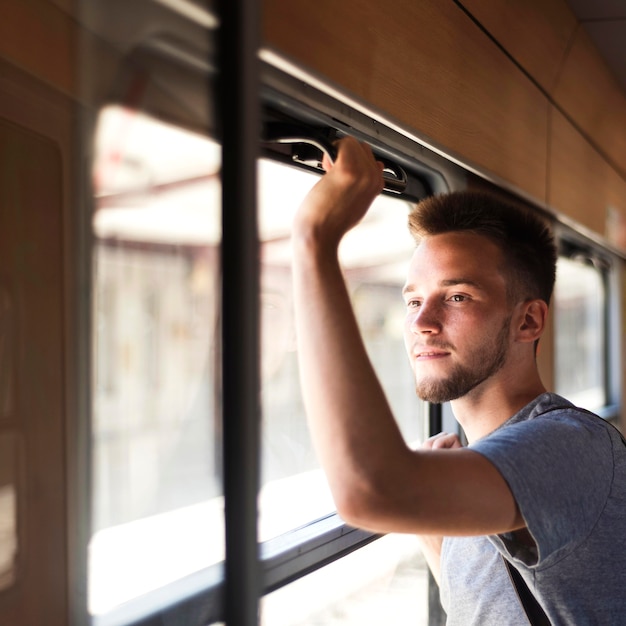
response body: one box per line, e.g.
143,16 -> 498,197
441,278 -> 483,289
402,278 -> 484,296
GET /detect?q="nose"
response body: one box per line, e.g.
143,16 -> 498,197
408,299 -> 442,335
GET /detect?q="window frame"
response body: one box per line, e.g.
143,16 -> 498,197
553,227 -> 620,421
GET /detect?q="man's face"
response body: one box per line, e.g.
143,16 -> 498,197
402,231 -> 514,404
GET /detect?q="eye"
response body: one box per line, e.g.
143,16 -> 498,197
448,294 -> 467,303
406,299 -> 421,309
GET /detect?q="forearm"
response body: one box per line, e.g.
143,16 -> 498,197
291,233 -> 411,522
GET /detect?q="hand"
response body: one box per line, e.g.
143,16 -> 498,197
422,432 -> 463,450
292,136 -> 384,250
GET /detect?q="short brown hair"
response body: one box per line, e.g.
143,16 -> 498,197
408,190 -> 557,305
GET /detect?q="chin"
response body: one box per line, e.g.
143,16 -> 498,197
414,376 -> 470,405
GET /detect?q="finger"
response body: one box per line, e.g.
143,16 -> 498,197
357,142 -> 386,180
423,432 -> 462,450
321,152 -> 334,172
336,137 -> 377,166
357,141 -> 383,168
432,433 -> 463,450
422,431 -> 449,449
358,139 -> 375,157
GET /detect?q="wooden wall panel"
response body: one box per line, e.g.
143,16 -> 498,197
0,0 -> 76,95
49,0 -> 75,15
549,106 -> 626,247
0,112 -> 68,626
552,26 -> 626,179
262,0 -> 549,201
458,0 -> 577,93
0,0 -> 137,117
0,49 -> 79,626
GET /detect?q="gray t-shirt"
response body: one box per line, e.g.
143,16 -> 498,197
440,393 -> 626,625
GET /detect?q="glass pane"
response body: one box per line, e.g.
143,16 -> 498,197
89,106 -> 222,615
258,160 -> 427,541
554,256 -> 606,410
260,534 -> 428,625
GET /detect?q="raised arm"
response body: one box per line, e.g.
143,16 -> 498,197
291,137 -> 523,537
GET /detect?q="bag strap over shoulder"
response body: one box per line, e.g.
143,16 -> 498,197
502,556 -> 551,626
501,402 -> 624,626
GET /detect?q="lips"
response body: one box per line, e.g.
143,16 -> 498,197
412,345 -> 451,359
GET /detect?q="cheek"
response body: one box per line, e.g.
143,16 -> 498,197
443,311 -> 485,352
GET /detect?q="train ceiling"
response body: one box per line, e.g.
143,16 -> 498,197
565,0 -> 626,92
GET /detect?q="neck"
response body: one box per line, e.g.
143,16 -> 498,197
450,371 -> 546,443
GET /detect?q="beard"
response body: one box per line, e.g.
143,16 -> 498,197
414,315 -> 511,404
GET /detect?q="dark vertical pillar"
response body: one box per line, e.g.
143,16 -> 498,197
426,401 -> 445,625
216,0 -> 261,624
428,402 -> 442,436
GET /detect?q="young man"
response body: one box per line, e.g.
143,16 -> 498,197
291,136 -> 626,624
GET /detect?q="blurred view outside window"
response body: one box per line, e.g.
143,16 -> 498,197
89,106 -> 222,614
261,534 -> 428,626
89,105 -> 428,621
554,256 -> 606,410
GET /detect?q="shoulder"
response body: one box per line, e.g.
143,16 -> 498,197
472,394 -> 618,565
471,394 -> 616,491
472,393 -> 614,459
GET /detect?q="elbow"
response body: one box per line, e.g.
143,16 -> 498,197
332,484 -> 395,533
334,493 -> 369,529
330,450 -> 420,532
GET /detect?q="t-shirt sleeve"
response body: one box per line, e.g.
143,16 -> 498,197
470,411 -> 614,569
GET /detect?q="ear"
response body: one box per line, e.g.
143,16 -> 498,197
515,299 -> 548,344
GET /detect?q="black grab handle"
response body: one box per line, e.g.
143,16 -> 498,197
262,122 -> 408,194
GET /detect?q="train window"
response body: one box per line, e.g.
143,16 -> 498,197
89,105 -> 222,615
553,252 -> 607,411
257,158 -> 426,541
